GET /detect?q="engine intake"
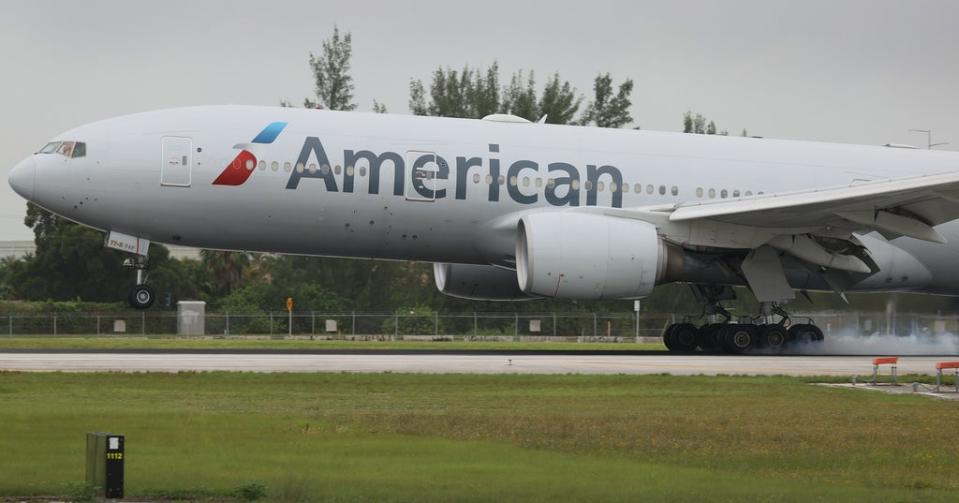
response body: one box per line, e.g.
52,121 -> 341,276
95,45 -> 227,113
516,212 -> 666,299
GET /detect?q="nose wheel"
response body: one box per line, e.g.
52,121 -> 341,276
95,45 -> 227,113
123,256 -> 154,310
129,284 -> 155,309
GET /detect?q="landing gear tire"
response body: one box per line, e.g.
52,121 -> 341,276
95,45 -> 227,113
662,324 -> 677,351
697,324 -> 724,353
128,285 -> 155,310
722,324 -> 757,354
760,324 -> 789,353
788,324 -> 824,347
670,323 -> 699,352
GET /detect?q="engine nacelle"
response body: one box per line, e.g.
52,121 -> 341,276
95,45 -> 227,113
516,212 -> 666,299
433,263 -> 534,301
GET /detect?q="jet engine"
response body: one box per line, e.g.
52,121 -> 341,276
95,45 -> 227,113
516,212 -> 667,299
433,263 -> 535,301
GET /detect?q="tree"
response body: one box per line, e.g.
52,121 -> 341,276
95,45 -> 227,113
706,120 -> 717,135
304,26 -> 356,111
409,63 -> 581,124
579,74 -> 633,128
372,100 -> 388,113
200,250 -> 250,297
537,73 -> 583,125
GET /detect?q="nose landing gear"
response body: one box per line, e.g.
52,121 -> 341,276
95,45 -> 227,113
124,256 -> 155,310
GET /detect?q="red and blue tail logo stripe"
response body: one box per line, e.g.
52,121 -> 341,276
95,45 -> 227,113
213,121 -> 287,186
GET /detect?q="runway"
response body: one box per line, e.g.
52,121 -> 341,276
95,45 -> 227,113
0,352 -> 954,375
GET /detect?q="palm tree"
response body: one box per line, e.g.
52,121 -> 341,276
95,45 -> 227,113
200,250 -> 250,296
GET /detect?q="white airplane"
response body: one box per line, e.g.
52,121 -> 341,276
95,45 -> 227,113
9,106 -> 959,353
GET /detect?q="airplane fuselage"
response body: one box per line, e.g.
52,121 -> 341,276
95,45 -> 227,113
10,106 -> 959,297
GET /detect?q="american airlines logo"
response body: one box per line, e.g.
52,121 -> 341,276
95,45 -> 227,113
212,122 -> 288,186
215,123 -> 626,208
286,137 -> 626,208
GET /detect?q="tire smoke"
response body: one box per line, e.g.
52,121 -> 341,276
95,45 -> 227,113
789,331 -> 959,355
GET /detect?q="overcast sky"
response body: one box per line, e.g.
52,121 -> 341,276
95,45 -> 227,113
1,0 -> 957,240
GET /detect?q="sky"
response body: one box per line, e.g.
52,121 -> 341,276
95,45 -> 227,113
1,0 -> 957,240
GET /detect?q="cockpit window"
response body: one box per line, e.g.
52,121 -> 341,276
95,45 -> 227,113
38,142 -> 61,154
37,141 -> 85,158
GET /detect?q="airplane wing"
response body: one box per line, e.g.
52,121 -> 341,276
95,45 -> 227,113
582,170 -> 959,300
665,170 -> 959,244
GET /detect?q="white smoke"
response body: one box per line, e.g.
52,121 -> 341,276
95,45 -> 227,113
789,330 -> 959,355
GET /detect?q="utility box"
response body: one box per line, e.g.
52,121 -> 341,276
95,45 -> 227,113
177,300 -> 206,335
86,432 -> 124,499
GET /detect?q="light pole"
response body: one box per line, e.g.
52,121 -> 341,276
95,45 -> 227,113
909,129 -> 949,149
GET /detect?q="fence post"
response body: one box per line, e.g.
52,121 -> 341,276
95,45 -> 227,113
53,314 -> 57,336
225,312 -> 230,336
141,312 -> 146,335
269,312 -> 274,336
473,312 -> 477,338
311,311 -> 316,336
394,314 -> 399,340
593,312 -> 597,338
434,312 -> 439,337
352,311 -> 356,337
553,312 -> 557,338
514,312 -> 518,340
96,315 -> 101,336
8,315 -> 11,336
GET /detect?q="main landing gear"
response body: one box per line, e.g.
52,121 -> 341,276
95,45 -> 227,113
663,293 -> 824,355
123,256 -> 155,310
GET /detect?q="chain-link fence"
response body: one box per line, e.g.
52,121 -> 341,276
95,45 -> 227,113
0,310 -> 956,339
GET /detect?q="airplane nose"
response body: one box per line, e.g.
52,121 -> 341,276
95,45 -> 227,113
9,157 -> 36,200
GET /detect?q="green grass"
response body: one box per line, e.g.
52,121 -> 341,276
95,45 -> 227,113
1,373 -> 957,502
0,337 -> 665,351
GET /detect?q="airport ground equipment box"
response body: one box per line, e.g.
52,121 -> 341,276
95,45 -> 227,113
86,432 -> 124,499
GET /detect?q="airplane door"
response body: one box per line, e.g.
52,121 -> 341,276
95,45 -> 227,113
161,136 -> 192,187
405,151 -> 447,201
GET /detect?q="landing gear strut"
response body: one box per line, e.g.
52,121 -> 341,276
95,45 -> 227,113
123,256 -> 154,310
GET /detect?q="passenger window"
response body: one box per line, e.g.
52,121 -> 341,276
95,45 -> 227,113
671,186 -> 678,196
284,162 -> 292,172
547,178 -> 556,188
498,175 -> 505,185
522,176 -> 530,187
583,180 -> 593,191
571,180 -> 581,190
622,183 -> 629,193
308,163 -> 317,173
509,176 -> 518,186
609,182 -> 617,192
658,185 -> 665,195
271,161 -> 279,171
485,174 -> 493,185
295,163 -> 304,173
720,189 -> 728,198
245,159 -> 255,170
745,190 -> 753,196
646,184 -> 654,194
733,190 -> 740,198
708,188 -> 716,199
535,178 -> 543,188
359,167 -> 367,176
473,173 -> 481,184
321,165 -> 330,174
696,187 -> 704,198
634,183 -> 642,193
345,166 -> 354,176
334,165 -> 341,175
259,161 -> 267,171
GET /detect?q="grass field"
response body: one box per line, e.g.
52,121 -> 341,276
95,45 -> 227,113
0,337 -> 666,351
1,373 -> 957,502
